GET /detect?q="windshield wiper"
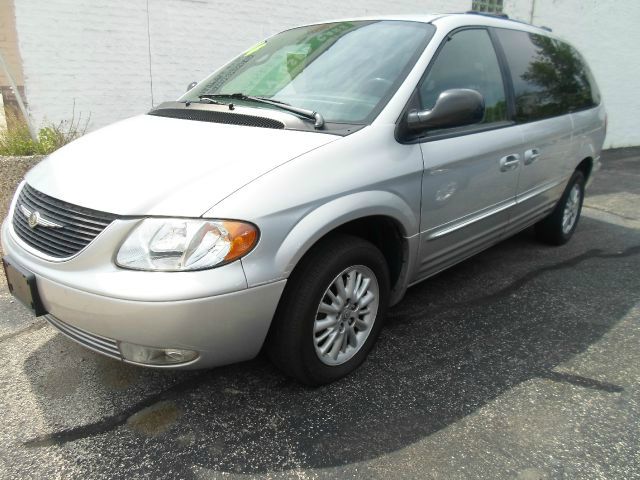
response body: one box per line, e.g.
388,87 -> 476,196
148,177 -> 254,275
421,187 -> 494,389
198,93 -> 325,129
197,97 -> 224,105
184,97 -> 224,106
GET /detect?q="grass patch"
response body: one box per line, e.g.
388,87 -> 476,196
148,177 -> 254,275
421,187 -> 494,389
0,110 -> 89,156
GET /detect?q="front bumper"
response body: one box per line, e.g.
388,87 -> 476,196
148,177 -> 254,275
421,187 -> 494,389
1,218 -> 286,369
39,278 -> 286,368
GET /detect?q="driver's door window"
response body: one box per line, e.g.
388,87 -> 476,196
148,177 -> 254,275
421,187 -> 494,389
419,28 -> 508,125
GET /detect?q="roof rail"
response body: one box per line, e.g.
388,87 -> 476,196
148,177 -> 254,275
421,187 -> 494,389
465,10 -> 509,19
464,10 -> 553,32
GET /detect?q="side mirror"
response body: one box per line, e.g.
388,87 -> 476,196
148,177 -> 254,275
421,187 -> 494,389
186,81 -> 198,92
407,89 -> 484,131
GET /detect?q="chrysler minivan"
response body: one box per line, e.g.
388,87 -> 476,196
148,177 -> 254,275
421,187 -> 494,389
2,12 -> 605,385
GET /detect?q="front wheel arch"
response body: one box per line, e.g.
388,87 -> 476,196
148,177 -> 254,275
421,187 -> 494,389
266,233 -> 391,385
273,191 -> 419,303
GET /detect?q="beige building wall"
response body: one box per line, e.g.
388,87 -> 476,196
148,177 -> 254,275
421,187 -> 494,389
0,89 -> 6,130
0,0 -> 25,129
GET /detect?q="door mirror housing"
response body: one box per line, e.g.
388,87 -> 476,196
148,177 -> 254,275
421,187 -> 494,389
407,88 -> 485,131
186,81 -> 198,92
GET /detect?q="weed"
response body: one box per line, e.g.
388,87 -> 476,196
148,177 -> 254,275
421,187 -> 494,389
0,106 -> 89,156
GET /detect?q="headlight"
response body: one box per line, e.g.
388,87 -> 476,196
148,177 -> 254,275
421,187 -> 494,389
116,218 -> 258,271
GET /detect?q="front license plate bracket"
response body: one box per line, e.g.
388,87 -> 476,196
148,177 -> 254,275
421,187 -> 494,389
2,256 -> 47,316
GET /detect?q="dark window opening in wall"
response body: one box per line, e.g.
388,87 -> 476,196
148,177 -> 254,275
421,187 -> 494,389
471,0 -> 504,13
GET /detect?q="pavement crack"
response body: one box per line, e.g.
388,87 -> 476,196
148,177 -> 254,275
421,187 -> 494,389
454,245 -> 640,310
583,204 -> 640,222
19,246 -> 640,448
0,320 -> 47,344
23,371 -> 211,448
538,370 -> 624,393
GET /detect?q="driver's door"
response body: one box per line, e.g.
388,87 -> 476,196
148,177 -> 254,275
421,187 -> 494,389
412,28 -> 523,281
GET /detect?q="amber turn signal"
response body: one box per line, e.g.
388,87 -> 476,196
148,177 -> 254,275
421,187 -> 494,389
223,221 -> 259,262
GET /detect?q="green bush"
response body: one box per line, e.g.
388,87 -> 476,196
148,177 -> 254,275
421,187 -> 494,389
0,111 -> 89,156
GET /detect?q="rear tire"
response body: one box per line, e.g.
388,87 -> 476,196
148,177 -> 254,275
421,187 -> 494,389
266,234 -> 390,386
535,170 -> 585,245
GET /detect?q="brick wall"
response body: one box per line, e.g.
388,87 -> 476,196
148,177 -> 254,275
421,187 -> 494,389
503,0 -> 640,148
11,0 -> 467,131
10,0 -> 639,147
13,1 -> 152,130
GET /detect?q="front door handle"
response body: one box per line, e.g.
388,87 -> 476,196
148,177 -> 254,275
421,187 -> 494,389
499,154 -> 520,172
524,148 -> 541,165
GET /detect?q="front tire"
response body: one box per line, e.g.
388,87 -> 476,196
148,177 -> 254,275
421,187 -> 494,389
266,234 -> 390,386
535,170 -> 585,245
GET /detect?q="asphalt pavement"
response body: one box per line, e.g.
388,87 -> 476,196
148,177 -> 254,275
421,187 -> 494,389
1,148 -> 639,479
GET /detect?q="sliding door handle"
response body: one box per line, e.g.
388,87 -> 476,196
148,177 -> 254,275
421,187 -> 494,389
499,154 -> 520,172
524,148 -> 541,165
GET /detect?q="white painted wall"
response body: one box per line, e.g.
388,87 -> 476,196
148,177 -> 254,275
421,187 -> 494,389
503,0 -> 640,148
13,0 -> 467,131
12,0 -> 639,147
13,1 -> 152,131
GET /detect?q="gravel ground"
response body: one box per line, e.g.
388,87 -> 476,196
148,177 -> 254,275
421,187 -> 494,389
0,148 -> 639,479
0,156 -> 42,223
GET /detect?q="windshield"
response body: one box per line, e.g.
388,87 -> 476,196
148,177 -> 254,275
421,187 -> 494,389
180,21 -> 435,124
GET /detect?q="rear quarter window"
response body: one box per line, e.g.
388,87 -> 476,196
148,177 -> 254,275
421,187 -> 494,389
495,28 -> 600,122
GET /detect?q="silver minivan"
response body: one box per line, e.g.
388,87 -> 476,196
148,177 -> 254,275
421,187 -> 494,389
1,12 -> 605,385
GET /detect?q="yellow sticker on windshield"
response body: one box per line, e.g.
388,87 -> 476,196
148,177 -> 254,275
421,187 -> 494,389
244,40 -> 267,57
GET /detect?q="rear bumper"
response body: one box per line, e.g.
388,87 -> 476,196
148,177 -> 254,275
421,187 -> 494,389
587,154 -> 602,188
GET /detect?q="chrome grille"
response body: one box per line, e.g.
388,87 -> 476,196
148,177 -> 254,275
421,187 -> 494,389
12,183 -> 116,258
46,315 -> 121,359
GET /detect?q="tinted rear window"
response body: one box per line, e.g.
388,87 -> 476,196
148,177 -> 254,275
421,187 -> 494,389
495,29 -> 600,122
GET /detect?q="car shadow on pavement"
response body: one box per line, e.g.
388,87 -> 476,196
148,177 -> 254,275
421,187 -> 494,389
20,215 -> 640,477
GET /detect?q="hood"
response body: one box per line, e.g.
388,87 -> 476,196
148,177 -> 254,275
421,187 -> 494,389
25,114 -> 338,217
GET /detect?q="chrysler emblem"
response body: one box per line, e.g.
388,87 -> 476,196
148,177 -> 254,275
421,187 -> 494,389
28,212 -> 39,228
19,204 -> 63,229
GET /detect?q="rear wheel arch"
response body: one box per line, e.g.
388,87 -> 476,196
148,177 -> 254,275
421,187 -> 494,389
536,169 -> 585,245
576,156 -> 594,182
